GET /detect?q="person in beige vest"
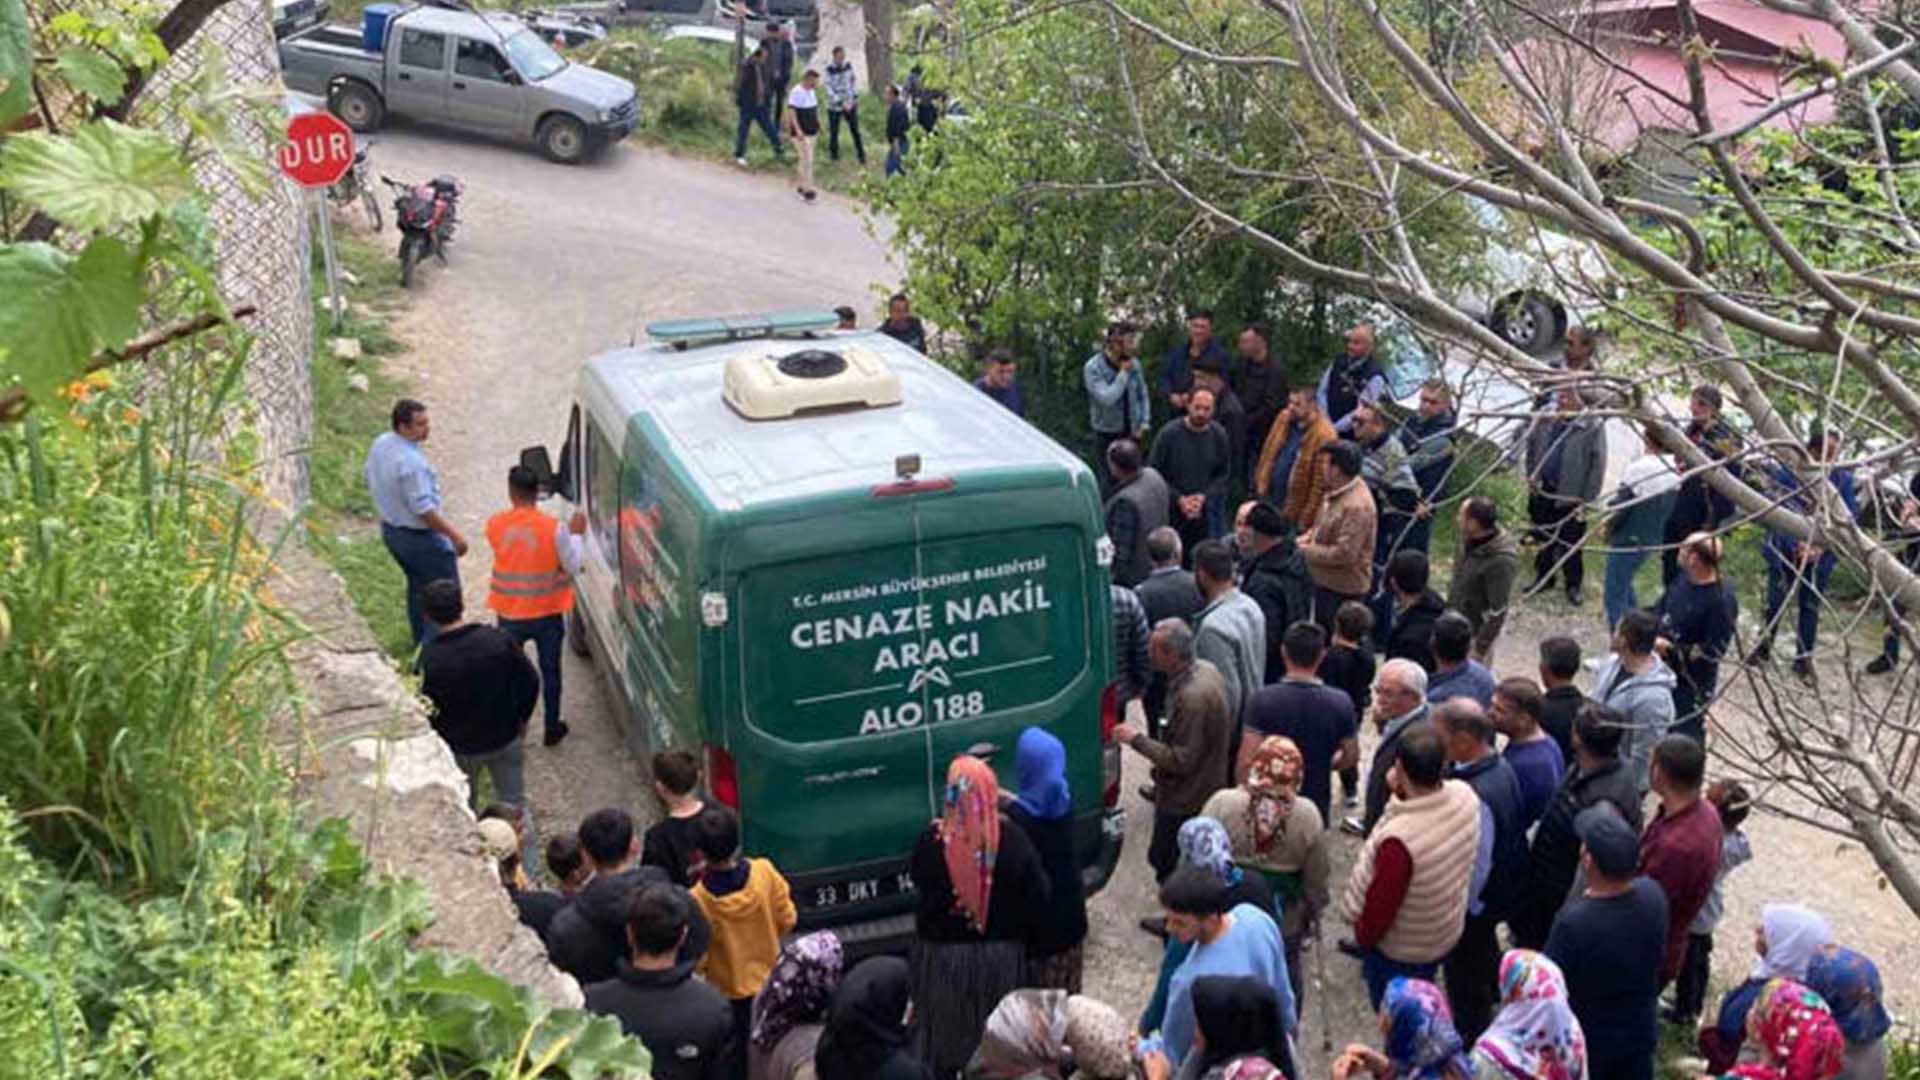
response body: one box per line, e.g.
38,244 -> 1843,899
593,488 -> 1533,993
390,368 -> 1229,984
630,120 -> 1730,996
1339,723 -> 1482,1009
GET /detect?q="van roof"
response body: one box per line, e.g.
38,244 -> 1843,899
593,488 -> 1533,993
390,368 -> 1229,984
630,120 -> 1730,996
583,332 -> 1092,510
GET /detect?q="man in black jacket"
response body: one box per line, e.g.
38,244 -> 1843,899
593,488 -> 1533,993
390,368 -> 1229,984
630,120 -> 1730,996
547,808 -> 710,985
1661,384 -> 1742,585
1536,636 -> 1585,763
1510,703 -> 1643,949
731,43 -> 782,165
584,883 -> 736,1080
1382,550 -> 1445,673
418,579 -> 538,813
761,22 -> 794,128
1237,501 -> 1312,680
884,83 -> 910,176
1234,323 -> 1289,482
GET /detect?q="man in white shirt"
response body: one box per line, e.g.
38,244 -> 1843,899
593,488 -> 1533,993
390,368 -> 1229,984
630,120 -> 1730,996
782,69 -> 823,203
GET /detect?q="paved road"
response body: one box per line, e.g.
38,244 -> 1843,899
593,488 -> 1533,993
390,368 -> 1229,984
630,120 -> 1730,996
358,124 -> 1373,1072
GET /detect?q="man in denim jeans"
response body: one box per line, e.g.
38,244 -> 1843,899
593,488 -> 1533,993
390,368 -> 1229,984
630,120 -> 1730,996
486,465 -> 585,747
419,580 -> 540,812
365,398 -> 467,646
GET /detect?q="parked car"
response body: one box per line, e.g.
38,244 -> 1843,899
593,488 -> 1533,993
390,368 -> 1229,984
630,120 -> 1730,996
1453,195 -> 1615,358
272,0 -> 332,39
550,0 -> 818,55
522,8 -> 611,48
519,310 -> 1124,950
279,5 -> 638,164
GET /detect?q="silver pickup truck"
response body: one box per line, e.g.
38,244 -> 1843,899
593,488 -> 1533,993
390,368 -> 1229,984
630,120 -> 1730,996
279,5 -> 638,164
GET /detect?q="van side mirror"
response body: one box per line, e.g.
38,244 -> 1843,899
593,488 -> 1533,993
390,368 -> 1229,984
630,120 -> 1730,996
519,445 -> 557,496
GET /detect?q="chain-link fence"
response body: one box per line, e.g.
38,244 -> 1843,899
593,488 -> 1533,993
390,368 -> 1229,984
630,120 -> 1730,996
25,0 -> 317,509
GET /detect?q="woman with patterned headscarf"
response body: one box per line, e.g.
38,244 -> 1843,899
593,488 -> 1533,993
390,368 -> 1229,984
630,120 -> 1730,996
908,754 -> 1051,1079
1468,950 -> 1586,1079
747,931 -> 843,1080
1203,735 -> 1330,1012
1332,977 -> 1473,1079
1803,946 -> 1890,1080
1709,979 -> 1846,1080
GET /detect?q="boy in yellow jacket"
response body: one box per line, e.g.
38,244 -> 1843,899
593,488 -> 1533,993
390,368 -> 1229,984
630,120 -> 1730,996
689,806 -> 797,1067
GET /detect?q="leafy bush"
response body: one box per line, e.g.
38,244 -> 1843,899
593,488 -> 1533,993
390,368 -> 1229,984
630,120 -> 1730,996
0,803 -> 650,1079
0,369 -> 292,892
582,31 -> 738,142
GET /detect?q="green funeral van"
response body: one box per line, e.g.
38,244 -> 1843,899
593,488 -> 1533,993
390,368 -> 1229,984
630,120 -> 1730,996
522,312 -> 1125,947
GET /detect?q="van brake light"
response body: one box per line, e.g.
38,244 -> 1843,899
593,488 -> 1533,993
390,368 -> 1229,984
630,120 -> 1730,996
707,745 -> 740,810
1099,684 -> 1121,809
871,477 -> 955,497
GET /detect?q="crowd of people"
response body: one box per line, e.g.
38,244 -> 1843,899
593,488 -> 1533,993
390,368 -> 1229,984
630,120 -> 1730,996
370,294 -> 1916,1080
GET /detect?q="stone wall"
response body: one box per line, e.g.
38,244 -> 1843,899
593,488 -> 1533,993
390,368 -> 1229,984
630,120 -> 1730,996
268,507 -> 582,1006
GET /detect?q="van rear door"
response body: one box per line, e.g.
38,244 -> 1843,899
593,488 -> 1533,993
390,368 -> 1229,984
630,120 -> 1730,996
730,489 -> 1102,927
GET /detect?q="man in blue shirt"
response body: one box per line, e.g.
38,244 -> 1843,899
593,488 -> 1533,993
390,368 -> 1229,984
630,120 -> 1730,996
1084,320 -> 1150,468
1751,429 -> 1859,683
365,398 -> 468,645
973,346 -> 1025,417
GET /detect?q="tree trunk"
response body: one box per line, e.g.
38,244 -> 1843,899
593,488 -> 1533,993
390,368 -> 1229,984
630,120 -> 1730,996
861,0 -> 894,91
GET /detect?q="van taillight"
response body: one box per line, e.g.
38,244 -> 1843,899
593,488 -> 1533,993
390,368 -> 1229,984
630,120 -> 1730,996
707,745 -> 740,810
1099,684 -> 1121,809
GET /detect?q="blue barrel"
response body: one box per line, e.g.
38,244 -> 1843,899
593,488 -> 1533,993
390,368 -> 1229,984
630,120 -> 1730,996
362,3 -> 401,52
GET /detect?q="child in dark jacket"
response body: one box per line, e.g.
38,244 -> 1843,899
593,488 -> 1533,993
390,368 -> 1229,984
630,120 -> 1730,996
1318,601 -> 1375,811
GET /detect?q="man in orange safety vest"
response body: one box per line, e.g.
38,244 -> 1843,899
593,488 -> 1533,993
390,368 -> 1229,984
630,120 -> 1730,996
487,464 -> 586,747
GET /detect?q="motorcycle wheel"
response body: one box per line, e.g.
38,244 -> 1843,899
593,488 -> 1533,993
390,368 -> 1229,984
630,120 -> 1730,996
361,183 -> 382,232
399,235 -> 420,288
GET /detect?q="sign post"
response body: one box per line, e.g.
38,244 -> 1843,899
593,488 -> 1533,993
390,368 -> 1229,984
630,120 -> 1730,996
278,111 -> 358,330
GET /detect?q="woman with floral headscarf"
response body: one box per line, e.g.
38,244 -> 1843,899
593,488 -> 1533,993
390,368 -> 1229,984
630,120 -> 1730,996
910,754 -> 1051,1079
1203,735 -> 1330,1012
1803,946 -> 1890,1080
1333,977 -> 1473,1080
748,931 -> 844,1080
1703,979 -> 1845,1080
1700,906 -> 1835,1073
1467,950 -> 1586,1079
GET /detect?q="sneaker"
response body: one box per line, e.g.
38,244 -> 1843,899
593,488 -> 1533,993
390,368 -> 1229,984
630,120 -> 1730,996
1137,783 -> 1157,803
1660,1005 -> 1697,1027
543,722 -> 571,748
734,157 -> 748,167
1340,816 -> 1367,837
803,189 -> 817,202
1867,654 -> 1895,676
1746,643 -> 1773,666
1792,657 -> 1816,684
1139,916 -> 1169,941
1343,793 -> 1360,811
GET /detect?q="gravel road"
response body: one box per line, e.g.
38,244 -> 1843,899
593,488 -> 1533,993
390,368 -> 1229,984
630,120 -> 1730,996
355,87 -> 1912,1080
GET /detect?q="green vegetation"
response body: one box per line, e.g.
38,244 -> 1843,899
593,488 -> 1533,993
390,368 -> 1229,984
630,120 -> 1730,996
307,228 -> 417,662
0,3 -> 648,1073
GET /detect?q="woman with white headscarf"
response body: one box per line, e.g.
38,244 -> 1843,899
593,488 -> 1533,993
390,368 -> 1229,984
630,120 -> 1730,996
1698,905 -> 1834,1074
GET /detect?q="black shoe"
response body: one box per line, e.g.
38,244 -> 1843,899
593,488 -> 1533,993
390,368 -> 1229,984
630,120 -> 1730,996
1137,783 -> 1156,802
1867,654 -> 1895,675
1746,643 -> 1773,666
1660,1005 -> 1697,1027
1792,657 -> 1816,684
1566,585 -> 1583,606
543,722 -> 571,747
1139,916 -> 1169,941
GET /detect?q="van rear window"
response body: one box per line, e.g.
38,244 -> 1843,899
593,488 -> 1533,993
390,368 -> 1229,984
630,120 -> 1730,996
739,528 -> 1089,743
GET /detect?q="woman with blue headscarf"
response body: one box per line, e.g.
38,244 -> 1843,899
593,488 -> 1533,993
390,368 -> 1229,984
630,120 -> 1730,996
1804,945 -> 1891,1080
1006,726 -> 1089,992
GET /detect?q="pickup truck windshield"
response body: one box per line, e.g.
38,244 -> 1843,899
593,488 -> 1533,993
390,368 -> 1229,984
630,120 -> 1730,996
504,30 -> 565,81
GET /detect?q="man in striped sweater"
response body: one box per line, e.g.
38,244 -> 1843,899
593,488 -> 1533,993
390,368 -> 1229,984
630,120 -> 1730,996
1339,722 -> 1482,1008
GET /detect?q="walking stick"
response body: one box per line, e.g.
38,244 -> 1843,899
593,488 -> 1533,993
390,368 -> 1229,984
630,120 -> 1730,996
1312,917 -> 1333,1053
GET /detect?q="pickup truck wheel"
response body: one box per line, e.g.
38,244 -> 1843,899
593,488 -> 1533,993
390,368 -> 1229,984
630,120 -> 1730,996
331,82 -> 385,133
1490,291 -> 1564,357
538,115 -> 588,164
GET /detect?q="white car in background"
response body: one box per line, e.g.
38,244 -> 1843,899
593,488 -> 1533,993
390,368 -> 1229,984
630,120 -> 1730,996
1453,195 -> 1615,358
271,0 -> 331,39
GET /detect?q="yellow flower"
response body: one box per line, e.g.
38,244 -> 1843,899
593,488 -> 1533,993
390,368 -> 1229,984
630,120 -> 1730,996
84,371 -> 115,390
121,406 -> 142,424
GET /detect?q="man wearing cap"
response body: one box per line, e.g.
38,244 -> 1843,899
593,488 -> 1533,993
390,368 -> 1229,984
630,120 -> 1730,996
1298,440 -> 1376,633
1546,804 -> 1669,1080
1237,502 -> 1312,676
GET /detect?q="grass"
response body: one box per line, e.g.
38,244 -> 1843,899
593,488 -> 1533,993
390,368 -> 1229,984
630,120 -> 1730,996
306,221 -> 417,663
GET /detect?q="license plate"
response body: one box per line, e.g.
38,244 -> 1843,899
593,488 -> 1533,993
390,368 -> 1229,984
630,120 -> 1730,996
800,868 -> 914,911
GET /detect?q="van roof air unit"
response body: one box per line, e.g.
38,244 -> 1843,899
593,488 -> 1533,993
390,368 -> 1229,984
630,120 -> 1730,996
723,344 -> 902,420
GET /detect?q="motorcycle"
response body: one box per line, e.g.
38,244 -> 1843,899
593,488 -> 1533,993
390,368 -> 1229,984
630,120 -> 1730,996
327,138 -> 381,231
380,174 -> 461,288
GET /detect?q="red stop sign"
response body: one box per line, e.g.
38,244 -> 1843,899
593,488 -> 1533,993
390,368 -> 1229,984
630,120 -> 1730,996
279,111 -> 356,188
